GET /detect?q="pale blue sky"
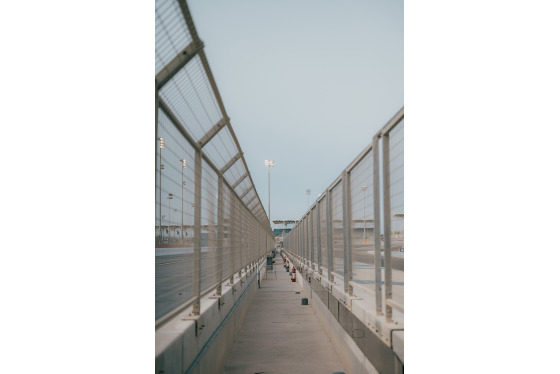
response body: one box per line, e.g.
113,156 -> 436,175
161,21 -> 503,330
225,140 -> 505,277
188,0 -> 403,223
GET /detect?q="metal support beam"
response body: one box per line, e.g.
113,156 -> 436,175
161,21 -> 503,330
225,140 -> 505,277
229,185 -> 238,281
198,117 -> 229,148
304,216 -> 308,265
250,201 -> 260,214
192,148 -> 202,315
380,107 -> 405,136
232,172 -> 248,189
382,133 -> 393,321
177,0 -> 228,119
342,171 -> 353,296
245,193 -> 258,207
216,175 -> 224,296
373,134 -> 383,316
159,99 -> 200,152
310,209 -> 315,269
316,200 -> 322,274
155,41 -> 204,90
327,189 -> 334,282
220,152 -> 242,174
239,187 -> 252,200
156,85 -> 161,244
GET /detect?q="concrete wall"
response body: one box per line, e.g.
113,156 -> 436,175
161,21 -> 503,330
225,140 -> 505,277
155,260 -> 267,374
286,253 -> 404,374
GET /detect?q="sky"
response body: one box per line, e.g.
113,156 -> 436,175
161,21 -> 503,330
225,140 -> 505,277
187,0 -> 403,223
5,2 -> 560,372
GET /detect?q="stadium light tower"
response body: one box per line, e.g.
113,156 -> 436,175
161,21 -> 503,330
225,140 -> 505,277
305,189 -> 311,208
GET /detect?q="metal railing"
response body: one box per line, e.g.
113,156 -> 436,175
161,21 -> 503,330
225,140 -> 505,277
155,0 -> 274,326
283,107 -> 404,322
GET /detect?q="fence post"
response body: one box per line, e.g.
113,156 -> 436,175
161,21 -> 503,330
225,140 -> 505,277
316,200 -> 322,275
216,175 -> 224,296
298,222 -> 305,261
327,188 -> 334,283
342,171 -> 353,296
373,135 -> 383,315
229,187 -> 235,285
193,148 -> 202,315
382,133 -> 393,321
155,88 -> 160,244
308,209 -> 315,270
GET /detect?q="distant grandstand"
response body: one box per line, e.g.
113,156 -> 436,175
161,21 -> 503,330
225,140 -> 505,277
272,220 -> 299,238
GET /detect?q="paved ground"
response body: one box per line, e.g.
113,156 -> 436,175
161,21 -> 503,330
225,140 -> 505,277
222,259 -> 347,374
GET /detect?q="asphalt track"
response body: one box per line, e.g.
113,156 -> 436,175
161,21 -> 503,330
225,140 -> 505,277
155,248 -> 403,320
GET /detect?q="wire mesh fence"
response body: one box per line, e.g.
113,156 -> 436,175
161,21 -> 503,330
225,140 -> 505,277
155,0 -> 274,324
283,108 -> 404,323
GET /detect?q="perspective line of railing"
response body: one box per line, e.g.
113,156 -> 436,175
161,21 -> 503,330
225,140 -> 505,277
155,0 -> 274,328
283,107 -> 404,323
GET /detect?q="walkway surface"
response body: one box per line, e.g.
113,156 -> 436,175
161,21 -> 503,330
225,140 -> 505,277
222,257 -> 347,374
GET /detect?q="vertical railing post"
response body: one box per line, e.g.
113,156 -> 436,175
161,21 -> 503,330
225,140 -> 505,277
155,87 -> 160,243
303,217 -> 306,265
316,200 -> 322,275
342,171 -> 353,296
373,136 -> 383,315
310,209 -> 315,270
327,189 -> 334,283
306,215 -> 310,267
301,222 -> 304,262
296,224 -> 298,259
229,187 -> 235,285
216,175 -> 224,296
193,148 -> 202,315
298,224 -> 301,259
382,133 -> 393,321
239,207 -> 244,278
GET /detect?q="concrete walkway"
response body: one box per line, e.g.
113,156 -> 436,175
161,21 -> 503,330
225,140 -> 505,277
222,259 -> 347,374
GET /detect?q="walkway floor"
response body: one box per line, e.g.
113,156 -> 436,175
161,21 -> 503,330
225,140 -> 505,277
222,258 -> 347,374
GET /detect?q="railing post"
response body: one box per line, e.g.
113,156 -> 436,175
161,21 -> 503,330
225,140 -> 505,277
301,223 -> 303,260
316,200 -> 322,275
382,133 -> 393,321
308,209 -> 315,270
306,215 -> 311,268
239,207 -> 244,279
193,148 -> 202,315
228,186 -> 235,285
155,86 -> 160,244
327,188 -> 334,283
373,135 -> 383,315
299,224 -> 302,259
342,171 -> 353,296
216,175 -> 224,296
301,219 -> 304,263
